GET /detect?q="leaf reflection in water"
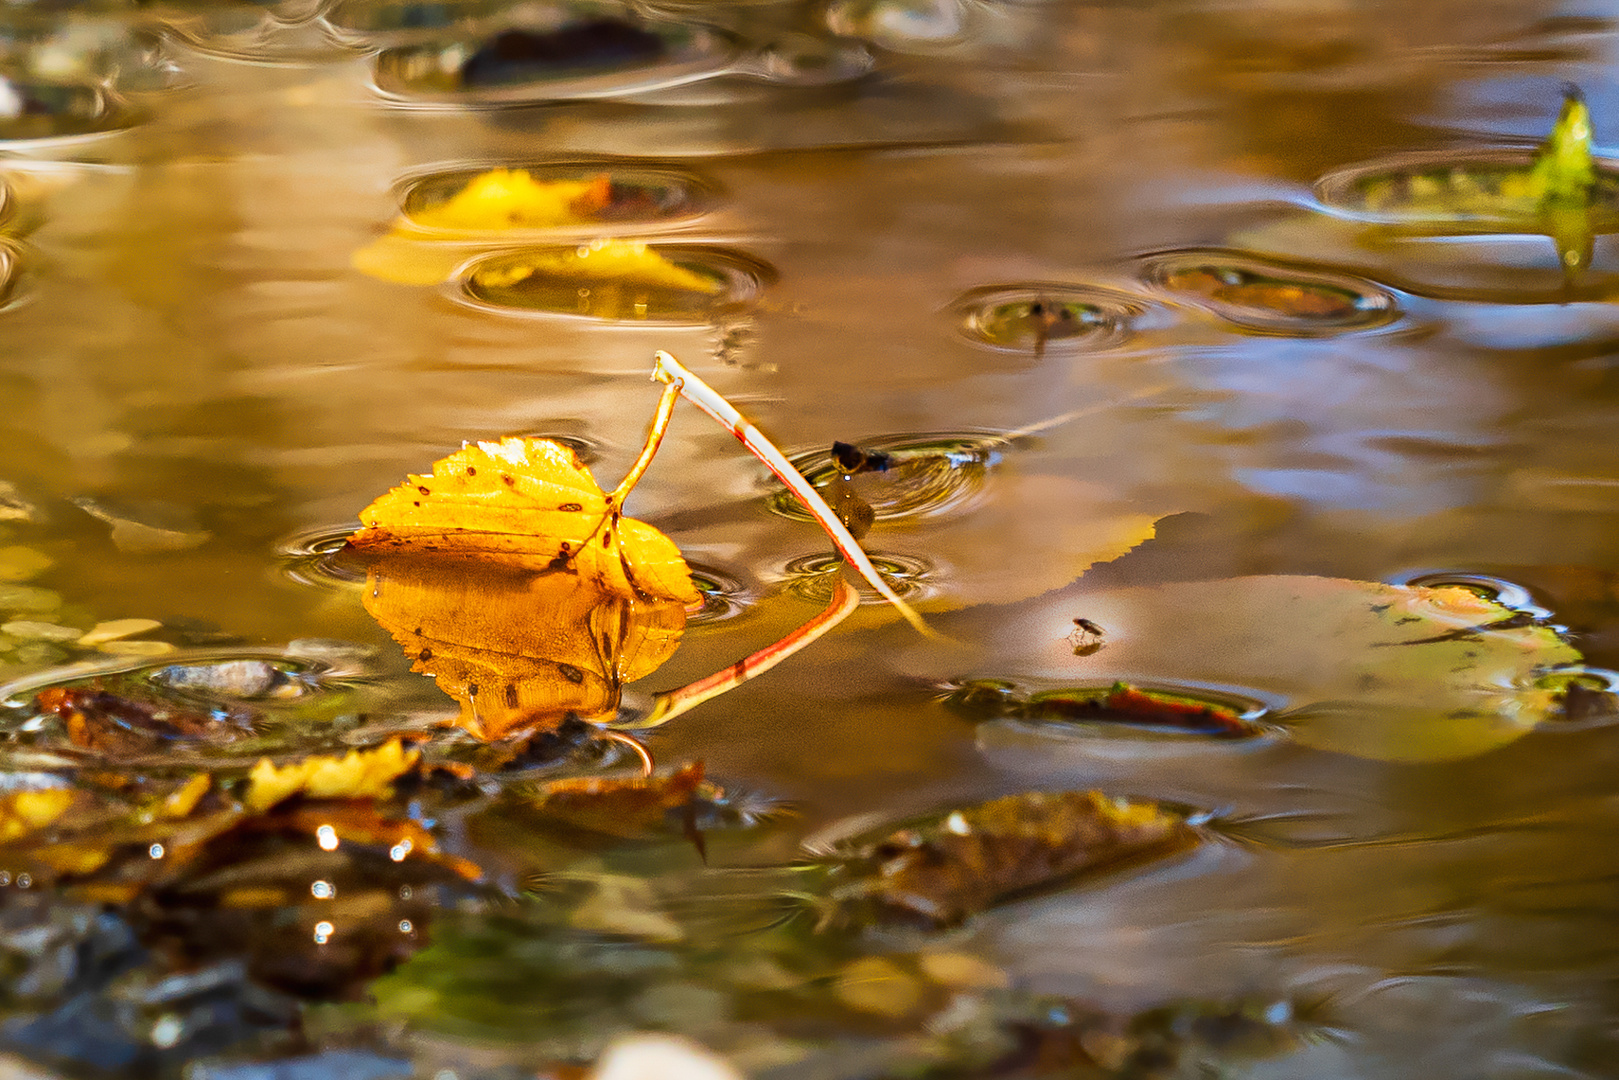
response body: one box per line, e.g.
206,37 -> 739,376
362,551 -> 688,740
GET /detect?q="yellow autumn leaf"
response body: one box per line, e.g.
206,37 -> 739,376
244,737 -> 421,811
346,436 -> 699,606
408,169 -> 612,231
0,788 -> 76,842
468,240 -> 721,294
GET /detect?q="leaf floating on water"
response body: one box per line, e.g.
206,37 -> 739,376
244,737 -> 421,811
347,436 -> 699,606
827,790 -> 1199,928
1527,85 -> 1598,206
943,575 -> 1581,762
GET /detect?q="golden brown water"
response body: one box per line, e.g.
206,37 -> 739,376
5,1 -> 1619,1077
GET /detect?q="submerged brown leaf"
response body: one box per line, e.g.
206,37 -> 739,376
834,790 -> 1198,928
524,761 -> 707,838
37,685 -> 251,756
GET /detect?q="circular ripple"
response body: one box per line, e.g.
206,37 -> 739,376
0,79 -> 139,146
684,562 -> 754,624
397,160 -> 720,238
370,16 -> 740,106
457,243 -> 772,323
277,526 -> 368,589
953,283 -> 1141,353
1396,571 -> 1551,620
163,9 -> 352,65
769,432 -> 1002,525
1141,249 -> 1400,335
781,552 -> 932,605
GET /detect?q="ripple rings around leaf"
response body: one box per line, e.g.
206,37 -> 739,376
684,562 -> 756,624
1314,148 -> 1619,230
780,552 -> 933,605
952,282 -> 1143,354
277,526 -> 369,590
1394,571 -> 1553,621
1140,249 -> 1401,336
455,244 -> 774,324
769,432 -> 1003,525
396,159 -> 722,240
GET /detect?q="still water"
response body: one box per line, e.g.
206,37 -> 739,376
4,0 -> 1619,1076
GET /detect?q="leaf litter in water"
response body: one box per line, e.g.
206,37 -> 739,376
923,575 -> 1582,762
460,243 -> 770,323
943,679 -> 1268,738
817,789 -> 1201,929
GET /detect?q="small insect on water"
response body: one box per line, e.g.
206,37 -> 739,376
1028,298 -> 1079,357
1067,617 -> 1105,656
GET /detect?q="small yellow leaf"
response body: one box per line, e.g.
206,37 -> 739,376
408,169 -> 611,231
0,788 -> 76,842
468,240 -> 721,294
245,738 -> 421,812
161,774 -> 212,819
347,436 -> 698,605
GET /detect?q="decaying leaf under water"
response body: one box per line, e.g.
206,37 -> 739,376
361,551 -> 687,739
932,575 -> 1582,762
825,790 -> 1199,929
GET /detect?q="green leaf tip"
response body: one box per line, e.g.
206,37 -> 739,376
1530,84 -> 1597,205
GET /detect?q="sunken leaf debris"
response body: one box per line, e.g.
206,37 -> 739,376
941,575 -> 1581,762
829,790 -> 1199,928
346,436 -> 698,605
524,761 -> 708,838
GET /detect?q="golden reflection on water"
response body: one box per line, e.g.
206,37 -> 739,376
4,0 -> 1619,1073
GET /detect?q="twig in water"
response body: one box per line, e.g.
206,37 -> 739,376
652,350 -> 940,640
623,576 -> 861,730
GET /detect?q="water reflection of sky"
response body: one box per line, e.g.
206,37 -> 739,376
1172,336 -> 1504,513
